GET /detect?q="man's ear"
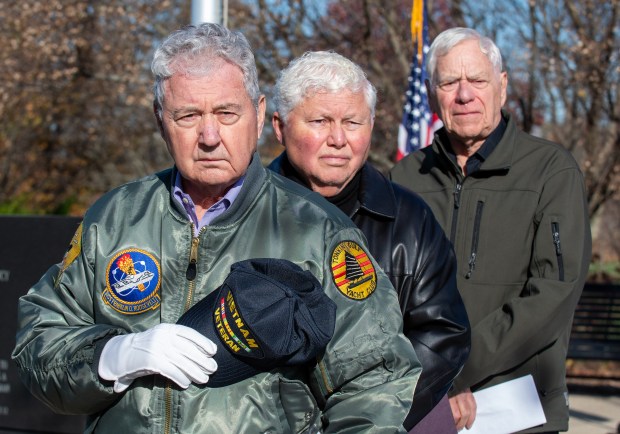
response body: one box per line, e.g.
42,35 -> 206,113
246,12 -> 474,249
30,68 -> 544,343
154,103 -> 165,137
499,71 -> 508,107
256,95 -> 266,138
272,111 -> 285,146
425,79 -> 438,114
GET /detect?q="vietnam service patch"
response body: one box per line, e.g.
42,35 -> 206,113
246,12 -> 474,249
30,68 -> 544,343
330,241 -> 377,300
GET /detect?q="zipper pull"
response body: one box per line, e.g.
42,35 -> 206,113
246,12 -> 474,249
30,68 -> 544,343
552,224 -> 562,255
465,252 -> 476,279
186,237 -> 199,281
454,182 -> 462,209
551,222 -> 565,281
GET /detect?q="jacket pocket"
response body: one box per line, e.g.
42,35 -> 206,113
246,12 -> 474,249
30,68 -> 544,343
551,222 -> 565,281
465,201 -> 484,279
277,377 -> 321,434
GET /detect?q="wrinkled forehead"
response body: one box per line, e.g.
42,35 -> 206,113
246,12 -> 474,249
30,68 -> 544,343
301,87 -> 373,113
168,55 -> 234,78
436,41 -> 496,77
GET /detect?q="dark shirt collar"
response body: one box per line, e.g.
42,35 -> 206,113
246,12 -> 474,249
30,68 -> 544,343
275,152 -> 361,216
446,115 -> 507,175
276,152 -> 307,186
325,170 -> 361,217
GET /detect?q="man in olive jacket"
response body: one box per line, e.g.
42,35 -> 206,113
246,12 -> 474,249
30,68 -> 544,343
391,28 -> 591,433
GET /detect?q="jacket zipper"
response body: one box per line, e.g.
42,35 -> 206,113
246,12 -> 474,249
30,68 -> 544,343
165,230 -> 201,434
184,235 -> 200,310
450,181 -> 463,244
551,222 -> 565,281
319,361 -> 333,395
164,386 -> 173,434
465,201 -> 484,279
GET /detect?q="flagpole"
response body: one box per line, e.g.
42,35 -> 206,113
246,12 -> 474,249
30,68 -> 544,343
411,0 -> 424,61
396,0 -> 441,161
191,0 -> 228,26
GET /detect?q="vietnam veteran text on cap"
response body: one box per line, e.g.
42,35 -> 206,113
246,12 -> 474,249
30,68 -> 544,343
177,258 -> 337,388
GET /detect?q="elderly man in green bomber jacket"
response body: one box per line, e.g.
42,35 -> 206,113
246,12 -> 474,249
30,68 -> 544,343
391,27 -> 591,434
12,23 -> 421,433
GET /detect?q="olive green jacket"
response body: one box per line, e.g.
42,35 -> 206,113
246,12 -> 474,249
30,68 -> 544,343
13,154 -> 421,433
391,114 -> 591,432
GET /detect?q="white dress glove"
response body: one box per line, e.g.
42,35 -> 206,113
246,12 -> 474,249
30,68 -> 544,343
98,323 -> 218,393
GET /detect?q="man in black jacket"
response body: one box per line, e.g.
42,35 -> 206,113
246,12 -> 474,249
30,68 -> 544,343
267,50 -> 471,433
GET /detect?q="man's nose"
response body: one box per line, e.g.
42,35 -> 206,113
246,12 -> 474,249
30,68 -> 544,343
327,123 -> 346,148
199,115 -> 220,145
455,80 -> 475,103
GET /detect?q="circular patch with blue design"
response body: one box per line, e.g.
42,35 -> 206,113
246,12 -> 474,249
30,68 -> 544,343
103,249 -> 161,314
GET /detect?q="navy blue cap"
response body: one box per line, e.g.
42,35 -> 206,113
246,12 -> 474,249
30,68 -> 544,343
177,258 -> 336,388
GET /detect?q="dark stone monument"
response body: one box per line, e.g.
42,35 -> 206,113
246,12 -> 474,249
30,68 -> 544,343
0,216 -> 85,433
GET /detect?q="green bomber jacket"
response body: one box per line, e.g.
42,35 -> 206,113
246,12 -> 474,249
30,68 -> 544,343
390,113 -> 591,432
13,153 -> 421,433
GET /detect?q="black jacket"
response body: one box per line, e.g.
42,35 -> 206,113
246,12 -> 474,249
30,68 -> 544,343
269,154 -> 471,428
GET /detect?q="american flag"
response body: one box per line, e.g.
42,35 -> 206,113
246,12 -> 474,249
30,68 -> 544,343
396,0 -> 441,160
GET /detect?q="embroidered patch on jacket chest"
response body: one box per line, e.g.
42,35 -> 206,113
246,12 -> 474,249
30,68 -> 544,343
103,249 -> 161,314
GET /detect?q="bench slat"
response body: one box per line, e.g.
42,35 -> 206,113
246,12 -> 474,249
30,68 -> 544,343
567,283 -> 620,365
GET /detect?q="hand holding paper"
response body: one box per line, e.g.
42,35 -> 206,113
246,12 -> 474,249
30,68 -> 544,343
459,375 -> 546,434
450,388 -> 477,430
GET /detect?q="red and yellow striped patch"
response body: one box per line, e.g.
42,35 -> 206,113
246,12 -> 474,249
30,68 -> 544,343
330,241 -> 376,300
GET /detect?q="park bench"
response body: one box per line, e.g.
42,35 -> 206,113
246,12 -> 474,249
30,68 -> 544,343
567,283 -> 620,380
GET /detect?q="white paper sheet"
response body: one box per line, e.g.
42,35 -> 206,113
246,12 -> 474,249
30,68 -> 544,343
460,375 -> 547,434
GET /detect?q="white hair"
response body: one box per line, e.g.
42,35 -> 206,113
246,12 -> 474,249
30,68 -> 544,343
274,51 -> 376,121
426,27 -> 503,86
152,23 -> 260,119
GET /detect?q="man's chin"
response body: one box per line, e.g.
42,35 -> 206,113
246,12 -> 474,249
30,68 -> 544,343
310,179 -> 349,197
185,171 -> 239,191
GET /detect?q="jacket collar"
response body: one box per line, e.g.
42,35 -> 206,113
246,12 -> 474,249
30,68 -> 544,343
268,153 -> 397,220
434,110 -> 517,174
168,152 -> 266,226
268,152 -> 305,186
357,163 -> 397,219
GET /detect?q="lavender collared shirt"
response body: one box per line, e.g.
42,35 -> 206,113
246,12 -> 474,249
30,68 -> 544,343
173,171 -> 244,236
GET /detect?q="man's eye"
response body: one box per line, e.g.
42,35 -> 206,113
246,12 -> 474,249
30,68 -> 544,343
437,80 -> 459,92
344,120 -> 363,129
177,113 -> 199,122
436,79 -> 489,91
217,112 -> 240,124
471,79 -> 489,89
438,81 -> 458,91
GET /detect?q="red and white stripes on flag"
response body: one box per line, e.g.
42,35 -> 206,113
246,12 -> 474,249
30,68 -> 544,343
396,0 -> 442,161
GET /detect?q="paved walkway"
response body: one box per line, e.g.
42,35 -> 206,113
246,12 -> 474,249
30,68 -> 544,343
568,392 -> 620,433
